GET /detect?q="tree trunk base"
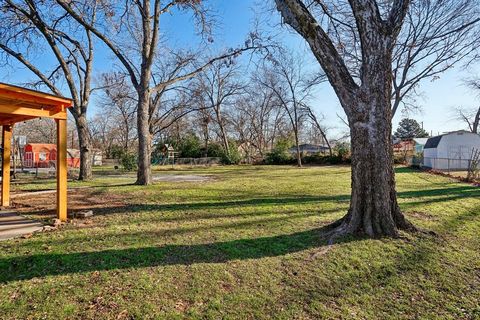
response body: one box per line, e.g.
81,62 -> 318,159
324,210 -> 417,244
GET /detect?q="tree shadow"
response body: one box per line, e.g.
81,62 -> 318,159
0,225 -> 349,283
91,196 -> 351,215
397,186 -> 480,199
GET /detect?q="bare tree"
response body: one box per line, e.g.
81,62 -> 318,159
90,113 -> 120,159
54,0 -> 210,184
14,118 -> 57,144
98,72 -> 138,152
455,78 -> 480,133
391,0 -> 480,115
56,0 -> 266,184
0,0 -> 96,180
230,81 -> 284,159
306,0 -> 480,116
196,62 -> 245,156
257,51 -> 324,167
275,0 -> 417,238
305,108 -> 332,156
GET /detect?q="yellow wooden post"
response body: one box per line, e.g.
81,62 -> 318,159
1,125 -> 12,207
56,118 -> 67,221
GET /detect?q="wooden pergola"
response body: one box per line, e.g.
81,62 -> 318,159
0,83 -> 72,221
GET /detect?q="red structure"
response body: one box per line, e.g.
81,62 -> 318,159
393,140 -> 415,156
23,143 -> 80,168
24,143 -> 56,168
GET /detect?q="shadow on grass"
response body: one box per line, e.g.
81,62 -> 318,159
88,186 -> 478,217
398,186 -> 480,208
0,225 -> 346,283
92,196 -> 350,215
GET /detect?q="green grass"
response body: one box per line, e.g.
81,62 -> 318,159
1,165 -> 479,319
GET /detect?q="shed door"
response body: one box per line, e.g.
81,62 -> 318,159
448,145 -> 471,159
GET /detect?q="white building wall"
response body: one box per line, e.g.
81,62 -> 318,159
423,147 -> 436,168
425,132 -> 480,170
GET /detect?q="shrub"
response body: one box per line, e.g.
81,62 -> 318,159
109,145 -> 125,159
120,152 -> 137,171
178,134 -> 202,158
265,138 -> 293,165
333,142 -> 350,160
220,142 -> 242,165
199,142 -> 223,158
302,153 -> 349,165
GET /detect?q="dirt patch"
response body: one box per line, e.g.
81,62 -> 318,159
11,188 -> 128,221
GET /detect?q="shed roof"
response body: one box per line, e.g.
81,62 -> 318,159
424,131 -> 476,149
0,82 -> 72,125
424,135 -> 443,149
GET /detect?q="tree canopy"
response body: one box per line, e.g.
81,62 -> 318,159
394,118 -> 429,140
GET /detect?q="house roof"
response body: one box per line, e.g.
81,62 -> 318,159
413,138 -> 429,146
0,82 -> 72,126
289,144 -> 329,151
424,136 -> 443,149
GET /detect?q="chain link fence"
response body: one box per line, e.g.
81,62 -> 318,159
409,156 -> 472,172
156,157 -> 222,166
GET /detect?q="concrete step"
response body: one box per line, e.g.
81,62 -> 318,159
0,211 -> 44,241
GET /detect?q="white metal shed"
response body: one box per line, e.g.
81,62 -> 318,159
423,131 -> 480,170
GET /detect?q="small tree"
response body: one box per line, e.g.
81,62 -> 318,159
265,137 -> 293,165
394,118 -> 429,140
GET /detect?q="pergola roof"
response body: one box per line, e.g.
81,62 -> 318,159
0,82 -> 72,221
0,82 -> 73,126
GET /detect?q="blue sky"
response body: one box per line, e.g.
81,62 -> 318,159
1,0 -> 479,138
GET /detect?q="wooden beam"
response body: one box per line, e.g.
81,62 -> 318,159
2,125 -> 12,207
0,104 -> 67,120
0,115 -> 36,126
0,85 -> 72,106
56,119 -> 68,221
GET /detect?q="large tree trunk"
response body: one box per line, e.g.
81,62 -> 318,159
76,114 -> 92,180
273,0 -> 416,239
335,111 -> 412,237
333,60 -> 414,238
136,87 -> 152,185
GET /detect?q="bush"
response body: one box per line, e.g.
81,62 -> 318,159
265,138 -> 293,165
109,145 -> 125,159
178,134 -> 202,158
333,142 -> 350,160
220,142 -> 242,165
302,153 -> 349,165
120,152 -> 137,171
199,142 -> 223,158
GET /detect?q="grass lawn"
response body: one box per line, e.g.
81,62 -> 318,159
0,165 -> 479,319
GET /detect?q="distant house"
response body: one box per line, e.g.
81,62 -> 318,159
289,144 -> 329,155
23,143 -> 56,168
423,131 -> 480,170
393,139 -> 414,156
66,149 -> 80,168
393,138 -> 429,157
